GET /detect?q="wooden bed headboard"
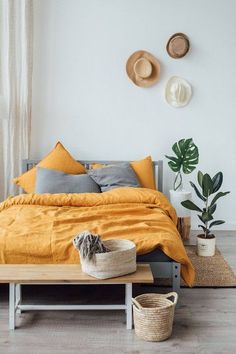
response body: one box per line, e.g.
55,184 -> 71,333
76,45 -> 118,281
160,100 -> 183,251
22,159 -> 163,192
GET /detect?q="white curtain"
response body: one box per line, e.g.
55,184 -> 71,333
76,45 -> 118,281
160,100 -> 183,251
0,0 -> 33,200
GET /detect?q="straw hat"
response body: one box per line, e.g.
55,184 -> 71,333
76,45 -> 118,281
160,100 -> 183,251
166,33 -> 190,59
126,51 -> 161,87
165,76 -> 192,108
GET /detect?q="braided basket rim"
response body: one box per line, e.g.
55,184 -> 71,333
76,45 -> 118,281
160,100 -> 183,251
134,294 -> 175,310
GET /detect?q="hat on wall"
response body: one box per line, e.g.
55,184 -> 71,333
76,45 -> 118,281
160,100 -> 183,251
166,33 -> 190,59
165,76 -> 192,108
126,50 -> 161,87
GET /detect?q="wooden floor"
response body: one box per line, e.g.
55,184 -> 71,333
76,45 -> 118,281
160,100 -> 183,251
0,231 -> 235,354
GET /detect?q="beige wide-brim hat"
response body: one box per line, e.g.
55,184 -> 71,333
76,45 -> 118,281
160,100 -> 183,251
126,50 -> 161,87
165,76 -> 192,108
166,33 -> 190,59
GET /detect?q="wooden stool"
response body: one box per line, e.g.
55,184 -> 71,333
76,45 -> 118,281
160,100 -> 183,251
177,216 -> 191,241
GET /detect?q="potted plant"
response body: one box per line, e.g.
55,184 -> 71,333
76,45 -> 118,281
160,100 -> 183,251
181,171 -> 230,256
165,139 -> 199,239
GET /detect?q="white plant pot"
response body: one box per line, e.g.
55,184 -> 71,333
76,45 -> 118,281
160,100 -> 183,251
169,190 -> 192,218
197,235 -> 216,257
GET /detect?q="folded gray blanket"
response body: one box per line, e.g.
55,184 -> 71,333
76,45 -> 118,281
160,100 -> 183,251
73,231 -> 110,261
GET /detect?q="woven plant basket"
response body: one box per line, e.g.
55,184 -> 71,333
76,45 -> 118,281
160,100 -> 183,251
79,239 -> 136,279
132,292 -> 178,342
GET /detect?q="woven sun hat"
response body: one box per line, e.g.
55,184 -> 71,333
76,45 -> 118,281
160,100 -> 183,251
166,33 -> 190,59
126,50 -> 161,87
165,76 -> 192,108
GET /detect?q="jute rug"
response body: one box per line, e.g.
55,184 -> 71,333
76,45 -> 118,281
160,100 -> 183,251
184,246 -> 236,287
159,245 -> 236,288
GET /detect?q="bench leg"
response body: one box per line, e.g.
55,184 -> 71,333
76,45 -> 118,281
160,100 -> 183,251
16,284 -> 22,314
125,283 -> 132,329
9,283 -> 16,330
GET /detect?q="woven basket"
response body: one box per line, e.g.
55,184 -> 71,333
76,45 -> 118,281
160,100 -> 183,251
132,292 -> 178,342
79,239 -> 136,279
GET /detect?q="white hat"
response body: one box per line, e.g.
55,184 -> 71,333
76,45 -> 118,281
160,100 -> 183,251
165,76 -> 192,108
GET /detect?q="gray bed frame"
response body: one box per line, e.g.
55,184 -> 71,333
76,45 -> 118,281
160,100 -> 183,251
21,159 -> 180,293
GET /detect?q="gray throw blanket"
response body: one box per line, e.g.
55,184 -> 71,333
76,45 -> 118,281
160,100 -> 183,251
73,231 -> 110,261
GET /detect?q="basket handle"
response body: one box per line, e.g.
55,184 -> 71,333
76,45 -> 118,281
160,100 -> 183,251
163,292 -> 178,306
132,298 -> 142,311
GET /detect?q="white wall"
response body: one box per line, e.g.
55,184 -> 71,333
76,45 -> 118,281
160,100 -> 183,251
31,0 -> 236,229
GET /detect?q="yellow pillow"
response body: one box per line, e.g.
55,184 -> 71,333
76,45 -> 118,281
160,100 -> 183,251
92,156 -> 156,190
13,142 -> 86,193
92,163 -> 105,169
131,156 -> 156,190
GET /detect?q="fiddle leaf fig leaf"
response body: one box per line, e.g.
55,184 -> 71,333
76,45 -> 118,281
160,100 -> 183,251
198,215 -> 205,223
210,191 -> 230,206
197,171 -> 204,188
209,220 -> 225,228
208,203 -> 217,215
198,225 -> 207,232
202,174 -> 213,197
212,172 -> 223,193
202,211 -> 214,222
190,181 -> 206,201
181,200 -> 202,212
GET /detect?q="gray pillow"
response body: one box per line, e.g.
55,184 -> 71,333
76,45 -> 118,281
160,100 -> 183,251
87,163 -> 140,192
35,167 -> 101,194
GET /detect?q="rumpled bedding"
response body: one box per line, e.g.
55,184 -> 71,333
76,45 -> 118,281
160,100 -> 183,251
0,188 -> 195,286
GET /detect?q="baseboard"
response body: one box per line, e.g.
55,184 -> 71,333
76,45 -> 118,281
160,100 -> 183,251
191,223 -> 236,232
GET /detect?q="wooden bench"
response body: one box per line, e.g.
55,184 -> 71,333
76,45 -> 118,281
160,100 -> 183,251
0,264 -> 153,330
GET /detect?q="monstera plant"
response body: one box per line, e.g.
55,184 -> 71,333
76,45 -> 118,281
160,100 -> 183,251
181,171 -> 230,256
165,138 -> 199,240
165,138 -> 199,191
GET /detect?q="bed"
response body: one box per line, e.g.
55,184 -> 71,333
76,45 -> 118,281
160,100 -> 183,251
0,159 -> 194,297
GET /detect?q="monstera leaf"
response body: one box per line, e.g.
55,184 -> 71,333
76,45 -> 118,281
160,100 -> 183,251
165,138 -> 199,175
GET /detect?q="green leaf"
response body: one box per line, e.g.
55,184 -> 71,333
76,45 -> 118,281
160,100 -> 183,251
202,174 -> 213,197
183,138 -> 193,150
166,138 -> 199,176
190,181 -> 206,201
179,139 -> 187,152
212,172 -> 223,193
210,191 -> 230,206
168,161 -> 180,172
172,142 -> 182,158
183,163 -> 196,174
197,171 -> 204,188
202,211 -> 214,222
165,155 -> 179,163
198,225 -> 207,232
181,200 -> 202,212
209,220 -> 225,228
198,215 -> 205,224
208,203 -> 217,215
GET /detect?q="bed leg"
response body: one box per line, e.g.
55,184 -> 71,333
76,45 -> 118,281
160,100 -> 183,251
172,262 -> 180,295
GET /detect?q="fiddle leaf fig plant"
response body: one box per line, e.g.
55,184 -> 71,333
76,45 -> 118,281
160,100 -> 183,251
181,171 -> 230,238
165,138 -> 199,191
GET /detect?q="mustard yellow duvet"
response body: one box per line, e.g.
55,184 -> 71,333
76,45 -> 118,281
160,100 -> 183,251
0,188 -> 195,286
